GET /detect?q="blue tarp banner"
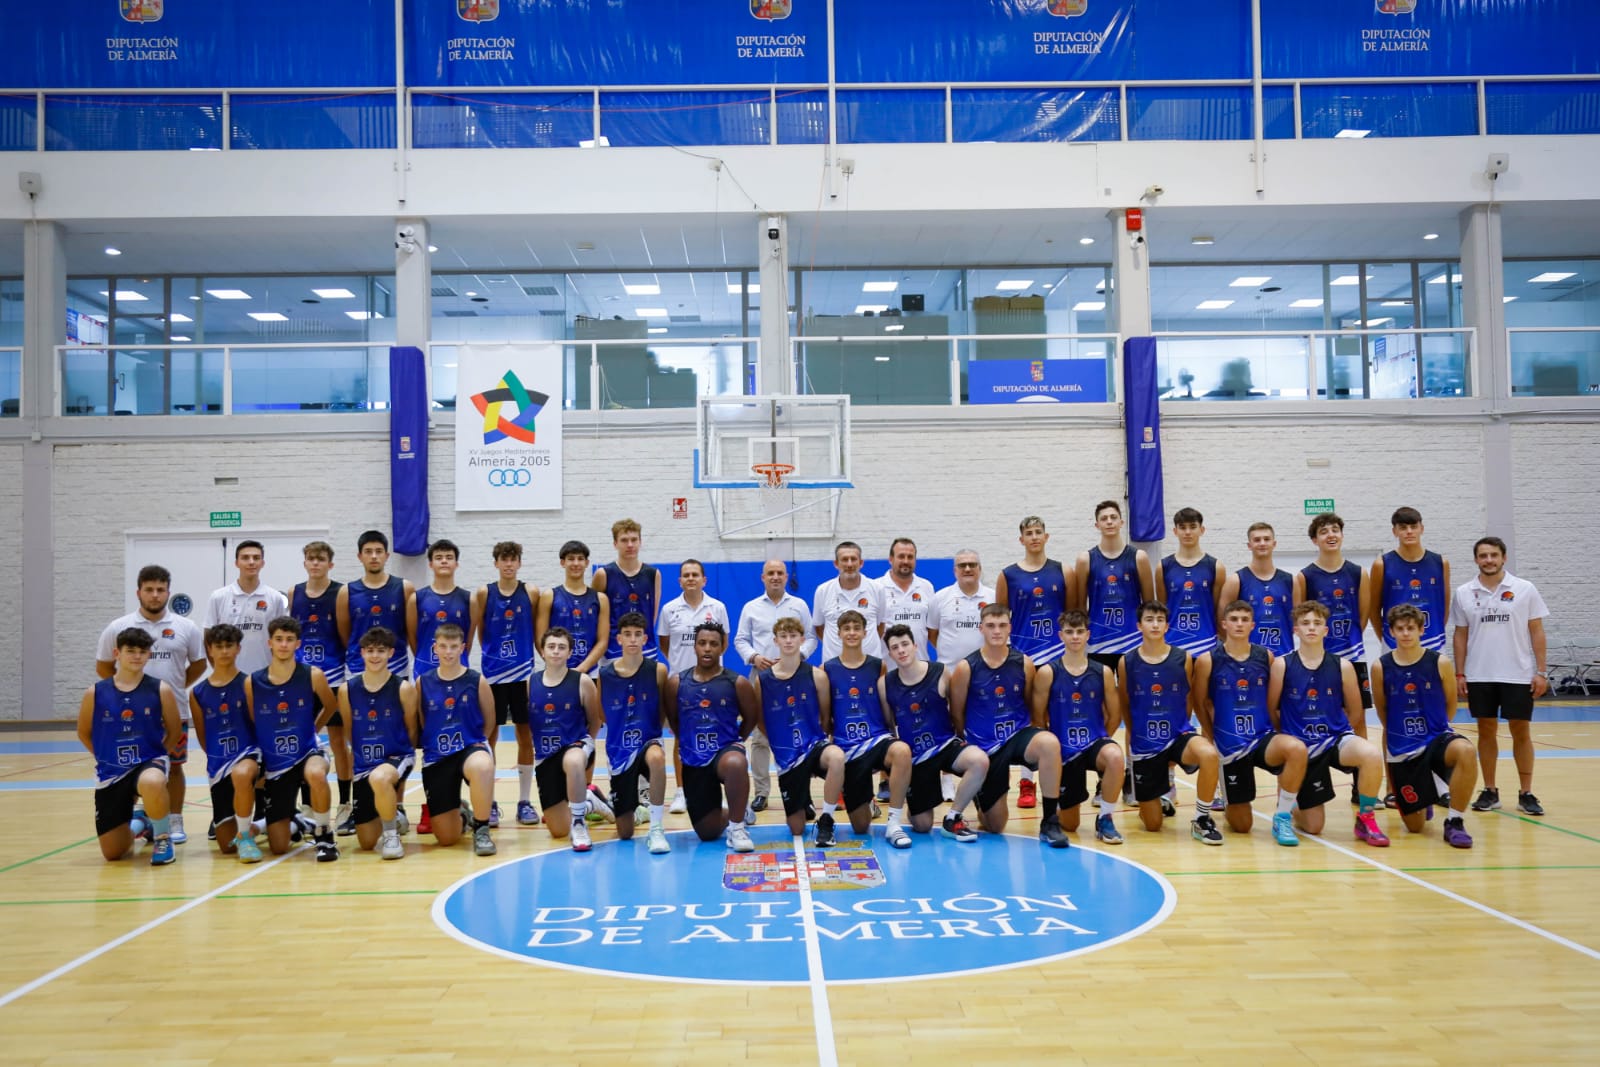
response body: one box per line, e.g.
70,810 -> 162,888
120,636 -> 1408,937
1122,337 -> 1165,544
968,358 -> 1109,404
390,346 -> 430,557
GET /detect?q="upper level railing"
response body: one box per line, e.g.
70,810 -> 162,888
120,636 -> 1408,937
1507,326 -> 1600,398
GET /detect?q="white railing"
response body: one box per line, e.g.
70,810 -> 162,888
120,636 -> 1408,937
1506,325 -> 1600,398
0,345 -> 21,417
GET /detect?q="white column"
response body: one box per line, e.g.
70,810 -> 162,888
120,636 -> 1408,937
394,216 -> 431,350
1108,208 -> 1152,338
757,215 -> 792,393
21,221 -> 65,719
1459,203 -> 1515,553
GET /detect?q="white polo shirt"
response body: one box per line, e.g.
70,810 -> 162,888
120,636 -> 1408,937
203,582 -> 289,674
876,572 -> 936,655
97,611 -> 205,703
929,582 -> 996,665
657,593 -> 731,676
735,592 -> 817,665
1448,571 -> 1549,684
812,577 -> 887,660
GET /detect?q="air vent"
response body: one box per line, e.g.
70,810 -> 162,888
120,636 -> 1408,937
523,285 -> 560,296
431,286 -> 457,298
442,310 -> 477,317
669,314 -> 701,323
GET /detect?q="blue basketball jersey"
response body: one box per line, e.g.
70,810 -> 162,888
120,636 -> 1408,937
413,586 -> 472,676
1001,560 -> 1068,662
190,672 -> 259,784
1043,657 -> 1109,762
345,673 -> 412,777
823,655 -> 889,758
601,562 -> 659,659
961,648 -> 1030,755
1123,646 -> 1191,759
290,581 -> 345,686
1162,554 -> 1219,655
90,675 -> 168,785
416,668 -> 489,765
1300,561 -> 1366,660
1378,650 -> 1452,759
528,670 -> 588,764
1377,551 -> 1448,651
675,668 -> 743,768
884,662 -> 956,764
345,576 -> 410,676
1086,546 -> 1142,654
251,664 -> 319,777
598,660 -> 663,774
550,586 -> 603,669
480,582 -> 536,684
758,665 -> 827,774
1278,651 -> 1352,756
1205,644 -> 1273,761
1236,567 -> 1294,656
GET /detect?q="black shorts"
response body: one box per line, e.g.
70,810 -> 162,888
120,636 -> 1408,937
1131,732 -> 1201,804
1221,734 -> 1287,806
909,740 -> 967,816
1060,737 -> 1118,808
353,755 -> 414,824
534,743 -> 594,809
321,686 -> 343,729
843,737 -> 896,812
1351,660 -> 1373,711
681,744 -> 744,824
1467,681 -> 1534,721
492,680 -> 530,726
778,742 -> 832,817
610,740 -> 664,814
264,753 -> 322,824
1297,736 -> 1359,810
422,743 -> 492,818
1388,733 -> 1465,815
977,726 -> 1045,812
94,761 -> 166,836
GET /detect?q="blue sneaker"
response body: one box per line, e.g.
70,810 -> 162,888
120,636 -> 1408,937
516,801 -> 540,826
150,834 -> 176,866
1094,813 -> 1123,844
235,831 -> 264,864
1271,812 -> 1299,847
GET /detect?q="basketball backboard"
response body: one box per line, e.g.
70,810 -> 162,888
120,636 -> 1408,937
695,395 -> 851,541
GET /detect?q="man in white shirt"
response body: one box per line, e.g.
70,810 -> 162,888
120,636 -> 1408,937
96,564 -> 206,843
877,537 -> 936,657
929,550 -> 995,666
1449,536 -> 1550,816
658,559 -> 731,676
812,541 -> 887,660
202,540 -> 288,674
734,559 -> 816,812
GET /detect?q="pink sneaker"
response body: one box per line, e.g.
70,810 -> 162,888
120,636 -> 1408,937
1354,812 -> 1391,848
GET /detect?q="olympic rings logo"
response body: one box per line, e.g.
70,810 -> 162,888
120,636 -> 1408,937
487,468 -> 532,487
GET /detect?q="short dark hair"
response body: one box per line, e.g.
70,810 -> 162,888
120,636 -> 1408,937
136,564 -> 171,586
558,540 -> 590,561
1058,609 -> 1089,630
235,539 -> 264,560
889,537 -> 916,556
1308,512 -> 1344,539
116,627 -> 155,651
837,610 -> 867,630
979,602 -> 1010,620
1386,604 -> 1426,629
1018,515 -> 1045,532
883,623 -> 915,645
680,558 -> 705,576
541,626 -> 572,650
1391,506 -> 1423,527
616,611 -> 648,632
1293,601 -> 1330,623
1474,536 -> 1508,557
492,540 -> 522,561
359,626 -> 397,651
1094,500 -> 1122,519
358,529 -> 389,552
1138,600 -> 1168,621
1173,507 -> 1203,526
428,539 -> 460,561
693,621 -> 728,644
267,615 -> 301,637
204,624 -> 243,648
1221,599 -> 1254,618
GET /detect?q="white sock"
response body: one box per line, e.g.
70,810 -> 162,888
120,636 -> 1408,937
518,764 -> 533,804
571,798 -> 588,820
819,800 -> 837,817
1448,808 -> 1468,823
1021,767 -> 1036,783
727,819 -> 745,833
1097,797 -> 1115,818
1277,789 -> 1297,815
887,806 -> 904,826
649,803 -> 664,825
1194,799 -> 1210,820
235,815 -> 252,836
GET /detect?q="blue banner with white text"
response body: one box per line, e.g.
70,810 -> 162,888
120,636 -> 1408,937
390,346 -> 431,558
1123,337 -> 1165,545
968,358 -> 1109,404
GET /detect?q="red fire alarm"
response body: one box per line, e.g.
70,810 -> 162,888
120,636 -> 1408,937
1126,208 -> 1143,232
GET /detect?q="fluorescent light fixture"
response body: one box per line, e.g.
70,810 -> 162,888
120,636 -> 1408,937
1528,272 -> 1575,283
995,279 -> 1034,291
1289,299 -> 1324,308
464,290 -> 478,297
1230,276 -> 1271,287
1422,233 -> 1439,241
1196,300 -> 1235,310
1503,295 -> 1518,303
100,290 -> 147,302
248,312 -> 288,322
727,283 -> 760,294
862,281 -> 899,293
312,288 -> 355,299
1427,273 -> 1463,284
345,310 -> 383,320
647,327 -> 668,334
206,289 -> 252,300
634,307 -> 668,317
168,313 -> 192,323
169,336 -> 191,342
1072,301 -> 1106,311
1334,129 -> 1371,138
874,355 -> 891,362
854,304 -> 889,315
1078,237 -> 1095,246
1190,236 -> 1215,246
427,245 -> 438,253
1364,317 -> 1393,327
188,295 -> 201,301
884,324 -> 905,332
624,284 -> 660,296
104,246 -> 122,256
1380,300 -> 1412,307
1329,275 -> 1369,286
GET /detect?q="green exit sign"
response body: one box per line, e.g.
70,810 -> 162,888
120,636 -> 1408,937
209,511 -> 242,528
1303,498 -> 1335,515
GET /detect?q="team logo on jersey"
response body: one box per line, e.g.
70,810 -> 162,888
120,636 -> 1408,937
1307,688 -> 1319,700
993,685 -> 1005,696
856,597 -> 868,608
1377,0 -> 1417,14
1107,574 -> 1119,585
219,702 -> 230,713
256,600 -> 267,611
1071,692 -> 1083,703
1048,0 -> 1089,17
445,697 -> 457,709
910,701 -> 922,711
471,370 -> 544,445
1404,682 -> 1417,693
370,605 -> 383,615
1182,581 -> 1194,591
1151,684 -> 1164,695
121,708 -> 135,721
435,610 -> 448,621
368,708 -> 379,720
1032,586 -> 1043,596
458,0 -> 499,22
911,592 -> 923,602
1500,590 -> 1515,601
277,701 -> 289,711
1262,595 -> 1275,605
1409,579 -> 1422,589
786,695 -> 796,706
699,699 -> 711,708
750,0 -> 792,21
161,628 -> 174,639
121,0 -> 162,22
503,609 -> 514,619
1235,679 -> 1249,690
1333,589 -> 1346,599
848,687 -> 860,697
309,613 -> 321,623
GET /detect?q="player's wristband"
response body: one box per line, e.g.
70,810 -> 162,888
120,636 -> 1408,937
1455,673 -> 1467,678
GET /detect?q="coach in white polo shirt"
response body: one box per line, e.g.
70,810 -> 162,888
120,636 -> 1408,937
1449,535 -> 1550,817
657,558 -> 730,676
812,540 -> 887,660
876,537 -> 936,657
202,539 -> 288,674
734,559 -> 816,811
929,549 -> 995,665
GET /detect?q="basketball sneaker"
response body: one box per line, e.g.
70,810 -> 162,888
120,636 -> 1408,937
1038,816 -> 1070,848
585,785 -> 615,824
473,824 -> 497,857
1271,812 -> 1299,847
1442,817 -> 1473,849
1017,779 -> 1037,809
570,819 -> 592,852
379,829 -> 405,860
335,803 -> 355,837
813,812 -> 836,848
314,829 -> 339,862
725,825 -> 755,853
168,812 -> 187,844
1094,813 -> 1123,845
646,825 -> 671,855
1354,812 -> 1391,847
1517,792 -> 1544,816
488,801 -> 501,829
417,804 -> 433,835
516,801 -> 540,826
150,834 -> 175,866
669,789 -> 687,814
235,831 -> 263,863
940,812 -> 977,843
1190,814 -> 1224,845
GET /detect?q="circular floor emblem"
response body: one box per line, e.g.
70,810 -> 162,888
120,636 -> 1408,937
433,825 -> 1174,984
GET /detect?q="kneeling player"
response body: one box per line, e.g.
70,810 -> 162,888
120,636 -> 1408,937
825,611 -> 914,848
665,622 -> 761,852
1033,611 -> 1125,844
1193,601 -> 1305,847
1373,605 -> 1475,848
411,624 -> 497,855
755,616 -> 846,847
252,617 -> 340,859
529,628 -> 603,851
599,613 -> 671,854
343,627 -> 417,860
881,623 -> 986,842
79,628 -> 183,865
190,625 -> 265,862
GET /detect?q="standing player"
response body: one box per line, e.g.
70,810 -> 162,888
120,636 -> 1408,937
290,542 -> 351,836
734,559 -> 815,815
1219,523 -> 1296,657
880,624 -> 986,842
1294,512 -> 1372,733
472,541 -> 541,828
1269,602 -> 1390,846
96,565 -> 205,844
1153,507 -> 1225,656
537,540 -> 609,675
593,519 -> 661,663
80,628 -> 182,864
341,627 -> 417,861
203,540 -> 289,675
1372,507 -> 1450,652
189,624 -> 265,862
252,617 -> 340,860
528,628 -> 604,852
1450,537 -> 1550,816
408,539 -> 473,827
338,530 -> 414,680
410,623 -> 498,855
752,616 -> 845,847
948,603 -> 1069,847
598,613 -> 671,854
1074,499 -> 1153,668
665,622 -> 760,852
1031,610 -> 1125,844
823,611 -> 912,848
1192,601 -> 1305,846
813,540 -> 887,660
1117,601 -> 1224,843
657,559 -> 729,816
1373,605 -> 1475,847
994,516 -> 1073,810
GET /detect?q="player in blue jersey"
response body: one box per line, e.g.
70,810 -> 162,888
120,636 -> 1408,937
1031,611 -> 1124,844
341,627 -> 417,861
1372,604 -> 1474,848
538,540 -> 610,676
993,515 -> 1072,811
1074,500 -> 1153,670
823,611 -> 913,848
1153,507 -> 1226,657
253,616 -> 340,860
472,540 -> 542,829
409,539 -> 473,677
593,518 -> 662,662
1192,601 -> 1306,847
1269,602 -> 1391,847
754,615 -> 846,847
1219,522 -> 1296,657
598,613 -> 671,855
410,623 -> 498,856
1118,601 -> 1223,843
665,622 -> 761,852
291,542 -> 350,833
79,627 -> 183,864
189,624 -> 265,862
949,603 -> 1070,847
881,624 -> 985,842
528,627 -> 604,852
1371,507 -> 1451,652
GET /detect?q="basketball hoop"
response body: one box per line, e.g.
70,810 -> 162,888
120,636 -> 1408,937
751,462 -> 795,490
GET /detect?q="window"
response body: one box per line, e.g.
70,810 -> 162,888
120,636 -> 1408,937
1505,258 -> 1600,397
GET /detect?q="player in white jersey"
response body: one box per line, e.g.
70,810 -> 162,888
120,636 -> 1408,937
813,540 -> 887,660
202,540 -> 289,675
657,559 -> 729,814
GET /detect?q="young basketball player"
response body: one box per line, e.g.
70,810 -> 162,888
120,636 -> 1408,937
880,623 -> 986,842
823,611 -> 912,847
253,617 -> 340,860
593,519 -> 661,662
538,540 -> 609,675
1031,610 -> 1125,844
734,558 -> 814,816
1218,523 -> 1295,657
1295,512 -> 1374,806
80,627 -> 182,864
993,516 -> 1072,810
658,559 -> 730,815
665,622 -> 760,852
472,540 -> 541,828
528,627 -> 604,852
1153,508 -> 1226,656
342,627 -> 417,861
406,538 -> 473,825
411,623 -> 497,856
1372,507 -> 1451,652
1074,500 -> 1153,668
339,531 -> 415,679
752,616 -> 845,847
189,624 -> 265,862
597,613 -> 671,854
290,542 -> 351,836
1192,601 -> 1305,846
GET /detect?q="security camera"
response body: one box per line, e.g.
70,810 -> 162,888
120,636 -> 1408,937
1130,232 -> 1147,248
1485,153 -> 1510,180
1142,184 -> 1164,201
767,227 -> 780,241
397,225 -> 416,240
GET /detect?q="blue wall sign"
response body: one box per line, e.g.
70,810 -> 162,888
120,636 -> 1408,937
433,825 -> 1174,983
968,359 -> 1109,404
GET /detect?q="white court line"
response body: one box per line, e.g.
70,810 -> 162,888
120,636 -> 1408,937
790,833 -> 840,1067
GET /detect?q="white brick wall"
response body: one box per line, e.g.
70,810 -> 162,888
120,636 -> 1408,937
0,445 -> 23,720
1511,423 -> 1600,642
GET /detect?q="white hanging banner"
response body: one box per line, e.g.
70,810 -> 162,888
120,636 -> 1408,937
454,343 -> 563,511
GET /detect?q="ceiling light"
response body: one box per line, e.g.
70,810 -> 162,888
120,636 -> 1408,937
1427,273 -> 1463,284
168,313 -> 192,323
312,288 -> 355,299
647,327 -> 668,334
188,295 -> 201,301
464,290 -> 478,297
1380,300 -> 1413,307
1073,301 -> 1106,311
1196,300 -> 1235,310
104,246 -> 122,256
427,245 -> 438,253
1503,295 -> 1518,303
634,307 -> 668,317
874,355 -> 892,362
100,290 -> 148,301
1364,317 -> 1393,326
1334,129 -> 1371,138
862,281 -> 899,293
854,304 -> 888,315
1422,233 -> 1439,241
1528,272 -> 1575,283
727,283 -> 760,294
170,335 -> 191,342
995,279 -> 1034,291
1329,275 -> 1369,286
345,311 -> 383,320
1190,236 -> 1215,246
248,312 -> 288,322
1078,237 -> 1095,246
884,324 -> 905,332
1289,299 -> 1324,308
624,284 -> 660,296
1230,276 -> 1271,287
206,289 -> 252,300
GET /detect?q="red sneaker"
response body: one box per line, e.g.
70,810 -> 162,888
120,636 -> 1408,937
1017,779 -> 1037,809
1354,812 -> 1390,848
417,804 -> 433,836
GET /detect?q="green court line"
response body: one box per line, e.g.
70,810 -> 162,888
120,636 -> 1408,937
0,835 -> 97,875
1490,809 -> 1600,845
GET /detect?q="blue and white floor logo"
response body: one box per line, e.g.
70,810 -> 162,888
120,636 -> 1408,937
434,826 -> 1174,984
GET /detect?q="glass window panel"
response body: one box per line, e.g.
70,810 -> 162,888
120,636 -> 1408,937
1505,257 -> 1600,396
46,94 -> 223,151
412,91 -> 593,149
231,347 -> 386,412
230,92 -> 396,150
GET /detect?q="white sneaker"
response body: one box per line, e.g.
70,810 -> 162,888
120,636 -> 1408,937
570,819 -> 592,852
635,804 -> 650,825
885,822 -> 912,850
379,828 -> 404,860
585,785 -> 616,824
169,813 -> 187,844
394,808 -> 410,836
646,825 -> 671,854
726,825 -> 755,853
669,789 -> 687,814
